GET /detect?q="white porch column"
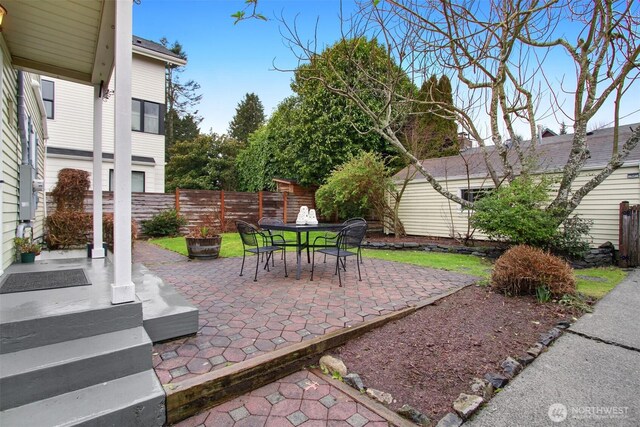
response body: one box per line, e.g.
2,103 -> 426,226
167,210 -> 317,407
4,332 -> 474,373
111,0 -> 134,304
92,84 -> 105,259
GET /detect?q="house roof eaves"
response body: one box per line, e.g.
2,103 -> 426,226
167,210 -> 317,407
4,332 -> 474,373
47,147 -> 156,164
132,35 -> 187,66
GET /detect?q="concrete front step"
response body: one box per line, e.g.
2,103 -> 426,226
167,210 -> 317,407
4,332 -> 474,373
0,369 -> 165,427
0,327 -> 152,411
0,301 -> 143,354
0,259 -> 143,354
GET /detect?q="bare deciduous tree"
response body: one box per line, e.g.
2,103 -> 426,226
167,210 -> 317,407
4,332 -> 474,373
278,0 -> 640,223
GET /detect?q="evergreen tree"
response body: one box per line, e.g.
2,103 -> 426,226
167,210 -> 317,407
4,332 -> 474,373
228,93 -> 265,143
165,134 -> 213,192
173,113 -> 201,144
161,38 -> 203,161
559,121 -> 568,135
403,75 -> 458,159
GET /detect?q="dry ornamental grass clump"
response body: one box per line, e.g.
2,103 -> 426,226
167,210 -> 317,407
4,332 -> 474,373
492,245 -> 576,297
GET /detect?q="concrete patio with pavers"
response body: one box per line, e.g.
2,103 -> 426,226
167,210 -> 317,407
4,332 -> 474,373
134,242 -> 478,386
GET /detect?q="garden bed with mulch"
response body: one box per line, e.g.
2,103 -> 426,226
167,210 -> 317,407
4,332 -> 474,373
331,284 -> 581,423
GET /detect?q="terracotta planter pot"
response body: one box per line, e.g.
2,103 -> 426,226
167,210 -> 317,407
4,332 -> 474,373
20,252 -> 37,263
186,235 -> 222,259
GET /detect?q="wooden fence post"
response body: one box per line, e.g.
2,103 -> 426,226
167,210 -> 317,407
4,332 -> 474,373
220,190 -> 226,230
175,188 -> 181,213
258,191 -> 263,220
283,192 -> 288,223
619,201 -> 629,268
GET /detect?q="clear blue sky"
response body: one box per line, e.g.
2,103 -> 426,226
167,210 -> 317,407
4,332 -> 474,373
133,1 -> 639,138
133,0 -> 352,135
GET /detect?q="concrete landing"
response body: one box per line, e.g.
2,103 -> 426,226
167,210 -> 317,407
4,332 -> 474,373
0,256 -> 199,348
0,258 -> 142,353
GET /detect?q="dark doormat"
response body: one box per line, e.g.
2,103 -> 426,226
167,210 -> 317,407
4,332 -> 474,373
0,269 -> 91,294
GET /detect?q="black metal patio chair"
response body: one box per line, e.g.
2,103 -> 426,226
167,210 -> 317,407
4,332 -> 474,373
258,217 -> 297,264
313,217 -> 367,265
236,220 -> 288,282
311,222 -> 368,287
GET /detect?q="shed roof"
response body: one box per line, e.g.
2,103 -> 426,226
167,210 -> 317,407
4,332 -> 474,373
393,123 -> 640,181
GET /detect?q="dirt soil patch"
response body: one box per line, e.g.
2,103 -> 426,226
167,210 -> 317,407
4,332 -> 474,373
332,285 -> 579,423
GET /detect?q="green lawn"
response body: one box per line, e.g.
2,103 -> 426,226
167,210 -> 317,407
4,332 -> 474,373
574,267 -> 628,299
150,231 -> 332,259
149,237 -> 626,299
362,249 -> 493,278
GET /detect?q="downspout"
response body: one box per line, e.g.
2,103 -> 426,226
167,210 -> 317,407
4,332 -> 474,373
31,78 -> 49,222
17,71 -> 28,165
16,71 -> 31,239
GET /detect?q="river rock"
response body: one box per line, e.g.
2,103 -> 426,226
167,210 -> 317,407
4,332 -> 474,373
484,372 -> 509,389
397,404 -> 432,426
526,343 -> 546,357
501,356 -> 523,377
319,355 -> 347,377
452,393 -> 484,419
343,373 -> 365,392
556,320 -> 571,329
366,388 -> 394,405
539,328 -> 562,346
436,412 -> 463,427
517,354 -> 535,366
469,378 -> 494,400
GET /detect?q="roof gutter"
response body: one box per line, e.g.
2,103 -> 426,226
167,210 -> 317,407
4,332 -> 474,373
132,45 -> 187,66
394,161 -> 640,184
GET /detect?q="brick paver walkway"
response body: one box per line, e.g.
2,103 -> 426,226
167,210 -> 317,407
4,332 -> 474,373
135,242 -> 477,385
173,370 -> 389,427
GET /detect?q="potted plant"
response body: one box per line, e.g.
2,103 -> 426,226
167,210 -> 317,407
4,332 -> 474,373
15,237 -> 42,263
185,211 -> 224,259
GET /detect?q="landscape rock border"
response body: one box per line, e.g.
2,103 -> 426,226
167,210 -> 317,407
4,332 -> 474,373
362,240 -> 615,269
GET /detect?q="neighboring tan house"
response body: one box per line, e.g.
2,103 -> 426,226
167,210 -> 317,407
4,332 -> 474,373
44,36 -> 185,193
393,124 -> 640,248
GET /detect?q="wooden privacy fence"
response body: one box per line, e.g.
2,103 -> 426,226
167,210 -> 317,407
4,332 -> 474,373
63,189 -> 316,235
619,201 -> 640,268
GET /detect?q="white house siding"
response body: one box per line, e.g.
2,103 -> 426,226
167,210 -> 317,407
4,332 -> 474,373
43,79 -> 93,151
1,37 -> 47,270
395,165 -> 640,249
132,55 -> 165,103
46,52 -> 166,193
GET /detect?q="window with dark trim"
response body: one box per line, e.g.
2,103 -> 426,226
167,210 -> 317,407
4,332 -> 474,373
109,169 -> 146,192
460,188 -> 493,209
131,99 -> 164,134
42,79 -> 54,119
